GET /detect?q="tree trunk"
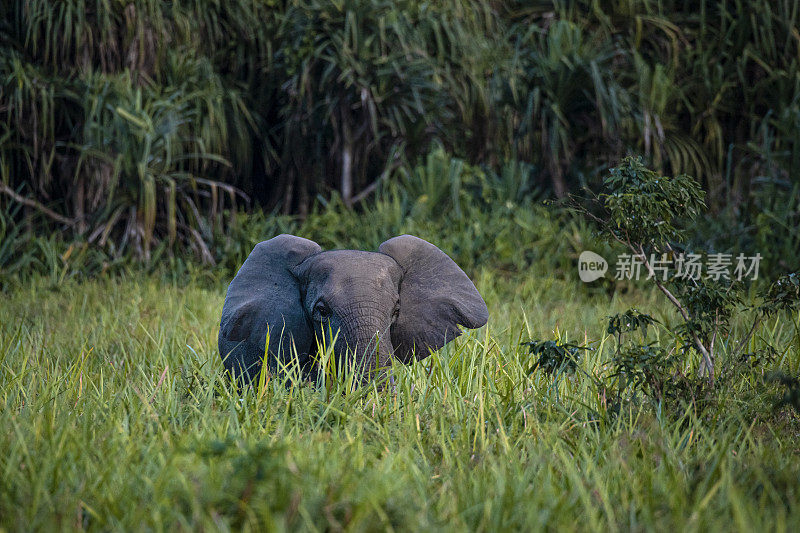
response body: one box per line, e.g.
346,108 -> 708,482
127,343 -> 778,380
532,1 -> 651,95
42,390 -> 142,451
551,165 -> 567,198
341,121 -> 353,208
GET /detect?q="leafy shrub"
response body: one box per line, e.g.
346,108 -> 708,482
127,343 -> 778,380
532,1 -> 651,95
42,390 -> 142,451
523,340 -> 586,376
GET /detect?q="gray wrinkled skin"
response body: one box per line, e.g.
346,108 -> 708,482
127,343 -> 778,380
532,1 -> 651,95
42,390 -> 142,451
218,234 -> 488,384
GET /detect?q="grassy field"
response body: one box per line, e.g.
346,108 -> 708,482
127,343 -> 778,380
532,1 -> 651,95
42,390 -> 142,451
1,264 -> 798,531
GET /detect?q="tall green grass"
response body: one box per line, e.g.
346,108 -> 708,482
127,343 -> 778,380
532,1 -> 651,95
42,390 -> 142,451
1,261 -> 798,529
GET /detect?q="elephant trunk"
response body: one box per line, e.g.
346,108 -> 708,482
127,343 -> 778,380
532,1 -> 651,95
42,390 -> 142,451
337,303 -> 393,381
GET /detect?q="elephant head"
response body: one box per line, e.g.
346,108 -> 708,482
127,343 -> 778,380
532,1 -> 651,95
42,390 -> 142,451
218,234 -> 488,383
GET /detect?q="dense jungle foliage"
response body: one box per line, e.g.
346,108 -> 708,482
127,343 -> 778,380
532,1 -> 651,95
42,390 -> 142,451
1,0 -> 799,270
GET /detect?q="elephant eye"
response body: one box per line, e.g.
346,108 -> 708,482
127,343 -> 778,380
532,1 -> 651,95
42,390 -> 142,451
314,300 -> 331,320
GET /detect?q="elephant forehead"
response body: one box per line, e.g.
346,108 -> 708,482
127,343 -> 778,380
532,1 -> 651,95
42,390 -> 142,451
306,250 -> 401,290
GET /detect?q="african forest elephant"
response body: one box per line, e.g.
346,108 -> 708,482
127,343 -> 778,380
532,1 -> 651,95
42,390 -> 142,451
218,234 -> 488,384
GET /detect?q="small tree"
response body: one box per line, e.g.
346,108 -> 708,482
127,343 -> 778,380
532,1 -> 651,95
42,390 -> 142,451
576,157 -> 740,382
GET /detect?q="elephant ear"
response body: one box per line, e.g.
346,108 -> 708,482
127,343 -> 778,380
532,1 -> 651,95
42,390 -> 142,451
379,235 -> 488,363
218,234 -> 322,382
